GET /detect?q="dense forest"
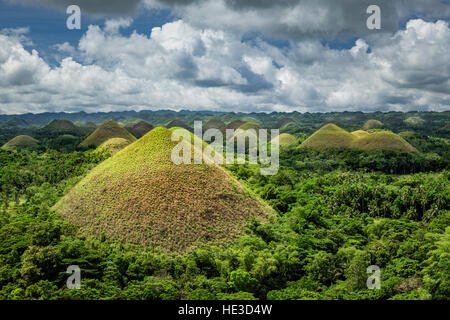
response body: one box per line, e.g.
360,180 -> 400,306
0,111 -> 448,300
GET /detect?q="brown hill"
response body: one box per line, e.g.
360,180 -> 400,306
125,121 -> 154,138
79,120 -> 136,148
54,127 -> 272,252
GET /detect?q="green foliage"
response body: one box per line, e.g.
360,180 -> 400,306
0,112 -> 448,301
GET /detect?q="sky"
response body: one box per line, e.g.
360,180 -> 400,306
0,0 -> 449,114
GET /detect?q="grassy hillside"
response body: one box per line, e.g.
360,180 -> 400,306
97,138 -> 131,156
204,118 -> 226,132
301,124 -> 416,153
351,130 -> 370,138
44,119 -> 78,131
273,133 -> 298,146
225,120 -> 246,131
54,127 -> 272,252
79,120 -> 137,148
351,131 -> 418,152
166,119 -> 190,131
2,135 -> 39,150
300,124 -> 358,151
125,120 -> 154,138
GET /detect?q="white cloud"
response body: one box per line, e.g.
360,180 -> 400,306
0,18 -> 449,114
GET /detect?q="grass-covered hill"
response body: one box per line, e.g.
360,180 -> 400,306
273,133 -> 298,146
352,131 -> 418,152
225,120 -> 246,131
300,124 -> 416,152
300,124 -> 358,151
166,119 -> 191,131
351,130 -> 370,138
125,120 -> 154,138
362,119 -> 383,130
79,120 -> 137,148
44,119 -> 78,132
3,117 -> 29,128
96,138 -> 131,156
204,118 -> 226,132
1,135 -> 39,150
54,127 -> 272,252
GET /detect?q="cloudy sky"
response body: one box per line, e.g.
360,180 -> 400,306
0,0 -> 449,114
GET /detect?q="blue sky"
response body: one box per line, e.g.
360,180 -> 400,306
0,0 -> 449,114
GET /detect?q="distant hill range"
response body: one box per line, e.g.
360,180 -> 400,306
0,110 -> 449,139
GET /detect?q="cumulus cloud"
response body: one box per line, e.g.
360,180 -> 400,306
144,0 -> 450,39
0,18 -> 449,114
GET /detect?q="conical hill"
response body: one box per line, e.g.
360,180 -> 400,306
54,127 -> 272,252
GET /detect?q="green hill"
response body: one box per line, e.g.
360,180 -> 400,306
79,120 -> 137,148
166,119 -> 190,131
204,118 -> 226,132
225,120 -> 246,131
125,121 -> 154,138
2,135 -> 39,150
54,127 -> 272,252
44,119 -> 78,132
300,124 -> 357,151
351,132 -> 417,153
4,117 -> 28,128
352,130 -> 370,138
272,133 -> 298,146
300,124 -> 416,153
362,119 -> 383,130
97,138 -> 131,156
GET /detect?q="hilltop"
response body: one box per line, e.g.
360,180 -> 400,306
79,120 -> 137,148
225,120 -> 246,131
166,119 -> 191,131
351,131 -> 417,152
54,127 -> 272,252
97,138 -> 131,156
44,119 -> 78,132
125,121 -> 154,138
273,133 -> 298,146
363,119 -> 383,130
300,124 -> 358,151
2,135 -> 39,150
300,124 -> 416,153
204,118 -> 226,132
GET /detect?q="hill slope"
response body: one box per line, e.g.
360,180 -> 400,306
166,119 -> 190,131
225,120 -> 246,131
273,133 -> 298,146
300,124 -> 357,151
125,121 -> 154,138
54,127 -> 272,252
97,138 -> 131,156
2,135 -> 39,150
351,132 -> 417,152
79,120 -> 137,148
301,124 -> 416,153
204,118 -> 226,132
